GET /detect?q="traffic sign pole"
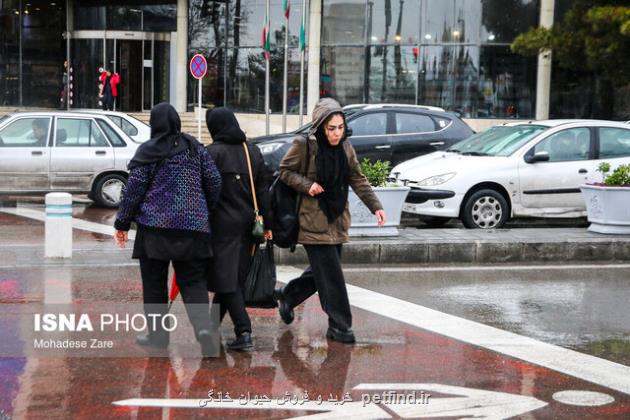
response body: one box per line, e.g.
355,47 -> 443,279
189,54 -> 208,142
198,78 -> 202,141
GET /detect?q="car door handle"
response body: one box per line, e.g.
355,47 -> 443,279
578,169 -> 588,174
31,151 -> 43,156
430,141 -> 445,146
374,145 -> 391,149
95,151 -> 107,156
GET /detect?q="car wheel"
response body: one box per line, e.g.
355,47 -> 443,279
461,189 -> 508,229
420,216 -> 451,227
93,174 -> 126,208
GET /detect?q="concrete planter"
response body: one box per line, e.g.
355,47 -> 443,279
580,184 -> 630,234
348,186 -> 410,237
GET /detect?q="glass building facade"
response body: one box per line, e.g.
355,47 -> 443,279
1,0 -> 627,120
318,0 -> 539,118
187,0 -> 308,113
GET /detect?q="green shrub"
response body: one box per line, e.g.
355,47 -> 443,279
597,162 -> 630,186
359,158 -> 391,187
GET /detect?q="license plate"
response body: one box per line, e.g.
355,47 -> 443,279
402,203 -> 416,213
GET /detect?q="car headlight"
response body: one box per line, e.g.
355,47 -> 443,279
257,142 -> 285,154
417,172 -> 456,186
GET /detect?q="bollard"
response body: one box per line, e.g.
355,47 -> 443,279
45,192 -> 73,258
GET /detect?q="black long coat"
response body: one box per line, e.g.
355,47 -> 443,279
206,141 -> 272,293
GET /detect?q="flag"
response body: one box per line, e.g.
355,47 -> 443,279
284,0 -> 290,19
299,20 -> 306,52
262,10 -> 270,60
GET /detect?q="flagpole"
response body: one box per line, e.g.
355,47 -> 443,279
265,0 -> 270,135
299,0 -> 306,127
282,0 -> 290,133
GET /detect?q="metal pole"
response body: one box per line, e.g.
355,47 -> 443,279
19,1 -> 23,106
224,1 -> 229,106
298,0 -> 306,127
265,0 -> 270,135
198,78 -> 202,140
536,0 -> 555,120
282,8 -> 289,133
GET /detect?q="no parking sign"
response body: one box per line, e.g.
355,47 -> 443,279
190,54 -> 207,139
189,54 -> 207,79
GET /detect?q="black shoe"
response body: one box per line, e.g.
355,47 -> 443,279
275,287 -> 294,325
136,333 -> 169,349
227,332 -> 254,351
326,327 -> 356,344
197,329 -> 219,357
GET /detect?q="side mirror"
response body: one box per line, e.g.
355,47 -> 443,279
525,151 -> 550,163
346,127 -> 353,138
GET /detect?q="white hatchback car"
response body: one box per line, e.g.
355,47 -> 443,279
392,120 -> 630,228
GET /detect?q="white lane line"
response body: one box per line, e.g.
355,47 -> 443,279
5,207 -> 630,396
344,264 -> 630,272
0,207 -> 136,240
277,267 -> 630,396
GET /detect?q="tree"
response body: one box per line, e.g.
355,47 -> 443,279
511,1 -> 630,85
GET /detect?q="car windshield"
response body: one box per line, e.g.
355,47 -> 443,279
448,125 -> 548,156
0,115 -> 9,125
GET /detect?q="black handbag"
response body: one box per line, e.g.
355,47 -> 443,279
244,241 -> 278,308
269,138 -> 310,249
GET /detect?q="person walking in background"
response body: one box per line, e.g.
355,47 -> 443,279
114,103 -> 222,356
99,68 -> 120,111
205,107 -> 273,351
274,98 -> 386,344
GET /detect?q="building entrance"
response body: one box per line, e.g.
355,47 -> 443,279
70,31 -> 171,112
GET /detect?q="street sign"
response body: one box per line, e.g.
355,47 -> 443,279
190,54 -> 207,80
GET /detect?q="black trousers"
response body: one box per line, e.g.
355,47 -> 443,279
102,92 -> 114,111
139,258 -> 210,338
212,289 -> 252,336
282,244 -> 352,331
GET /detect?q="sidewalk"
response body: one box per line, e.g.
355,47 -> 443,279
277,227 -> 630,265
0,205 -> 628,266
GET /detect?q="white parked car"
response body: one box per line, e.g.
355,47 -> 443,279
392,120 -> 630,228
0,111 -> 140,207
75,110 -> 151,143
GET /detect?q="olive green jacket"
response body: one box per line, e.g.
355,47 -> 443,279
279,98 -> 382,245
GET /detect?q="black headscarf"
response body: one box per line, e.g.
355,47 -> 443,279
315,112 -> 349,223
206,107 -> 247,144
128,102 -> 198,169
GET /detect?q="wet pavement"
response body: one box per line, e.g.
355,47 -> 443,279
1,195 -> 630,418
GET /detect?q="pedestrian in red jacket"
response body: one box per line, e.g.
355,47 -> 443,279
99,68 -> 120,111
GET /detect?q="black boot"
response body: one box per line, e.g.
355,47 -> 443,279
326,327 -> 356,344
274,287 -> 294,325
227,332 -> 253,351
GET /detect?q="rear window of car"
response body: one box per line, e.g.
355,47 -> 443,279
96,119 -> 127,147
599,127 -> 630,158
395,112 -> 436,134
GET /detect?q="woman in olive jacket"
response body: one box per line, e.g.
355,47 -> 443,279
275,98 -> 386,343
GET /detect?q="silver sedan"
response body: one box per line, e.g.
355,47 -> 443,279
0,111 -> 140,207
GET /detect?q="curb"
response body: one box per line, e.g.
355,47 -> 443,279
276,240 -> 630,265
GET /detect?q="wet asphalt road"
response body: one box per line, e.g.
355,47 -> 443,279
344,264 -> 630,366
1,194 -> 630,418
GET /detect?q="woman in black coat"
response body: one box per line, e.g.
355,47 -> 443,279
205,108 -> 272,351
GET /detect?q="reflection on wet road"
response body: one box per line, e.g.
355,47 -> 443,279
345,264 -> 630,366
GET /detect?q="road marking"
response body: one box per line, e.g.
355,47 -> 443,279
552,390 -> 615,406
344,264 -> 630,272
0,207 -> 136,240
114,383 -> 548,419
4,206 -> 630,397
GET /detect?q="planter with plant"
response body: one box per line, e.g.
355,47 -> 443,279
348,158 -> 410,237
580,162 -> 630,234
